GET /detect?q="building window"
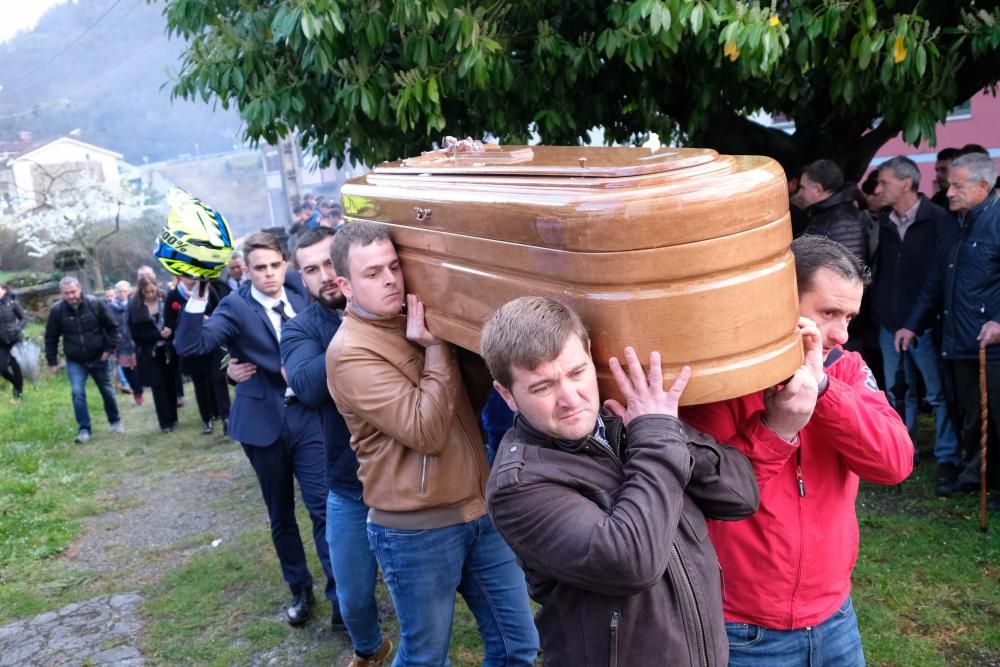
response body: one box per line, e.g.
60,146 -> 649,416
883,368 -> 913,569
946,100 -> 972,120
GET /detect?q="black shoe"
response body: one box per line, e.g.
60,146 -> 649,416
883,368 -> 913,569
988,492 -> 1000,513
935,462 -> 961,497
331,605 -> 347,632
951,477 -> 981,495
202,421 -> 214,435
286,589 -> 315,626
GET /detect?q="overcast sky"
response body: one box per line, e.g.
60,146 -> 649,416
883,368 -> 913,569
0,0 -> 72,44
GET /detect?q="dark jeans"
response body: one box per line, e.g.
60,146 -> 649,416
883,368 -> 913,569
946,358 -> 1000,490
241,401 -> 335,602
0,341 -> 23,395
66,359 -> 120,431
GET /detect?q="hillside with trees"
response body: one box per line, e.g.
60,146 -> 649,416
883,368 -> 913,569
0,0 -> 243,164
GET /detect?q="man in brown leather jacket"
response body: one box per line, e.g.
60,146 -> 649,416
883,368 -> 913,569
481,296 -> 760,667
326,222 -> 538,667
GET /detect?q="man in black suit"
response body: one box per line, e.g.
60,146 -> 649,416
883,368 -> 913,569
174,231 -> 336,627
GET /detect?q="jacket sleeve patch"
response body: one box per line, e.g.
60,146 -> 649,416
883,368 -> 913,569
862,365 -> 879,392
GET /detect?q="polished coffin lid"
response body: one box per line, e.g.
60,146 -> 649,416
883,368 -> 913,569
341,145 -> 802,405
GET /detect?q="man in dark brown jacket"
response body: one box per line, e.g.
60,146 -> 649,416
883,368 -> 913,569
482,296 -> 759,667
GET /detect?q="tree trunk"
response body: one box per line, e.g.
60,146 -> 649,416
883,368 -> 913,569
88,248 -> 105,292
690,109 -> 901,183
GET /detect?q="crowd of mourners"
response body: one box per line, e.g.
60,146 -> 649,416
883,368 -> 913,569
1,143 -> 998,667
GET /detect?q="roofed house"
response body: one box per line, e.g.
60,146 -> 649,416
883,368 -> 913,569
1,133 -> 124,213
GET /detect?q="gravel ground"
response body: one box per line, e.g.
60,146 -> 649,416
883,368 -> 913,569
0,427 -> 261,664
64,449 -> 259,585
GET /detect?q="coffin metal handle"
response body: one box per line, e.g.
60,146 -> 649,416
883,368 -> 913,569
414,207 -> 433,223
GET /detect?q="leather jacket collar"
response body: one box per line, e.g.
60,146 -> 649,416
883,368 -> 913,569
512,412 -> 624,459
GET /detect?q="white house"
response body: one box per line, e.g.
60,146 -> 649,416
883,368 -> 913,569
3,136 -> 124,212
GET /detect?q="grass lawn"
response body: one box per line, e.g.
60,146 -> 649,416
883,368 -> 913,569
1,330 -> 998,664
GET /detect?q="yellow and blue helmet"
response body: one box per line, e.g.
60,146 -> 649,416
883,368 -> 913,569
155,188 -> 234,279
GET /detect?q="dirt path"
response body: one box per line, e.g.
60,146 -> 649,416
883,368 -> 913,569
0,405 -> 261,665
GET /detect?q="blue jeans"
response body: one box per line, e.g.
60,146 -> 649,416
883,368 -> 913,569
367,514 -> 538,667
326,490 -> 383,655
726,596 -> 865,666
878,327 -> 961,465
66,358 -> 120,431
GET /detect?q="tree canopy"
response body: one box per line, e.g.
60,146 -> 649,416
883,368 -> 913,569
162,0 -> 1000,177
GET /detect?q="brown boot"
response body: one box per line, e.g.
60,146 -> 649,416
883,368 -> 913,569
346,638 -> 393,667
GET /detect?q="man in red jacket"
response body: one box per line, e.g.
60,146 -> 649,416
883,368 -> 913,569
683,235 -> 913,666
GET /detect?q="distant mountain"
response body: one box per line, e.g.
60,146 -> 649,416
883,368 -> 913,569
0,0 -> 244,164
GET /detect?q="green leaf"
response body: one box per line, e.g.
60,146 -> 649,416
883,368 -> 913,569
502,58 -> 514,88
427,76 -> 439,104
328,10 -> 345,34
870,32 -> 885,53
690,3 -> 704,35
796,38 -> 809,67
458,47 -> 477,77
361,86 -> 377,119
366,21 -> 379,49
300,12 -> 315,40
903,113 -> 921,144
416,37 -> 429,67
806,18 -> 823,41
863,0 -> 877,31
859,44 -> 872,70
879,53 -> 893,86
915,45 -> 927,77
650,5 -> 663,34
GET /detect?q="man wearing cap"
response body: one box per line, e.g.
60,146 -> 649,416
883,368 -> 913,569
174,231 -> 337,628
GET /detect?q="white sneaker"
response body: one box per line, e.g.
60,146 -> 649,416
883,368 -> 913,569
110,422 -> 125,434
75,429 -> 91,443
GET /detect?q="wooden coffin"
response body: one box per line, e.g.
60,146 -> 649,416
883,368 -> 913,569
340,145 -> 802,405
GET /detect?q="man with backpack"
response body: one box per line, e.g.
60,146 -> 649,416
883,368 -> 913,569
44,277 -> 123,443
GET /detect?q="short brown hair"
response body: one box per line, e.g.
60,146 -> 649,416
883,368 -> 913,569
792,235 -> 870,294
331,221 -> 392,279
241,231 -> 285,262
481,296 -> 590,389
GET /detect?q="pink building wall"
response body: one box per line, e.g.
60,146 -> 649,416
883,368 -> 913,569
870,90 -> 1000,196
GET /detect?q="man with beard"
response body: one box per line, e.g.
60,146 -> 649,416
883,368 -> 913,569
279,227 -> 391,664
45,276 -> 123,443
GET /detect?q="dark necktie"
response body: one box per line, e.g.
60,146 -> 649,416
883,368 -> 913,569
271,301 -> 290,326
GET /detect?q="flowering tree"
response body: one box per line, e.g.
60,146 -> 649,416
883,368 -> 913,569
0,162 -> 146,290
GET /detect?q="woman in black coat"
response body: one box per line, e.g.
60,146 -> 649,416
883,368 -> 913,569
128,276 -> 178,431
0,284 -> 26,401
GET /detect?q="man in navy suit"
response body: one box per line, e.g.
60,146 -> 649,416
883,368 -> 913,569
174,231 -> 336,628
